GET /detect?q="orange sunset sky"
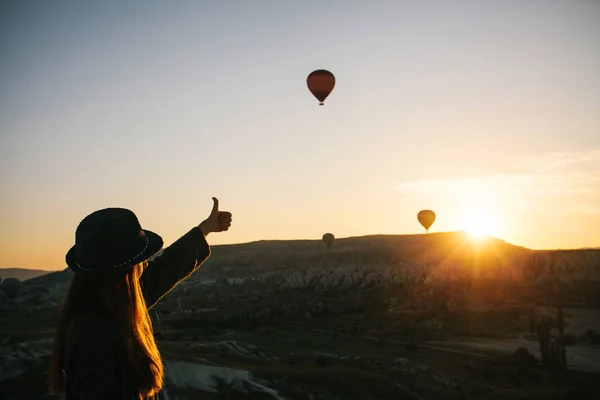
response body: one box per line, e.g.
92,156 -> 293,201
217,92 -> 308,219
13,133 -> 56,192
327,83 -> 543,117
1,1 -> 599,270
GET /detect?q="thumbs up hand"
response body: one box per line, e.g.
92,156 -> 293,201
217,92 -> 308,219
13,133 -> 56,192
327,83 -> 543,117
199,197 -> 232,236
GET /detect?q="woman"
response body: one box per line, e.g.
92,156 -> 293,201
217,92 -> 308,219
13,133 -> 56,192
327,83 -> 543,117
49,197 -> 232,399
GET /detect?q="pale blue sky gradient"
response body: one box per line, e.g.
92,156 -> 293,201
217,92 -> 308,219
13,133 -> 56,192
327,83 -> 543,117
1,1 -> 599,269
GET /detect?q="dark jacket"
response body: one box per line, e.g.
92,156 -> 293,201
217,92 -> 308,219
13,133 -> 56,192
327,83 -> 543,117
63,227 -> 211,400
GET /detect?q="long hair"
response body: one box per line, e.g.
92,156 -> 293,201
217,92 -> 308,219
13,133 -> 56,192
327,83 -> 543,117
49,262 -> 163,398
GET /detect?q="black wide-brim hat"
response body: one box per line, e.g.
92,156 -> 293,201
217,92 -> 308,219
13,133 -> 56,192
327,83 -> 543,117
66,208 -> 163,273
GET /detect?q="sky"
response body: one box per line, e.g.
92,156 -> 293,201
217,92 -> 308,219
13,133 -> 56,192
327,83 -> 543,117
1,0 -> 599,270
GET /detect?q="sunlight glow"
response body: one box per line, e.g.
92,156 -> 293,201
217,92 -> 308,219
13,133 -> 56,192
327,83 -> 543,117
460,207 -> 499,239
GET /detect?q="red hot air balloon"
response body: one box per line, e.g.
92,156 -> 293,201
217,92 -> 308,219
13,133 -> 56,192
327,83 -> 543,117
417,210 -> 436,233
307,70 -> 335,105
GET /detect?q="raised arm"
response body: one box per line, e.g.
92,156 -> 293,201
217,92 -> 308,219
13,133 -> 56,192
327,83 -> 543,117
140,197 -> 232,309
140,227 -> 211,309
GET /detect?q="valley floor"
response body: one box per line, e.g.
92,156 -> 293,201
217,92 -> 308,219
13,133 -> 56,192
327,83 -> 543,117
2,299 -> 600,399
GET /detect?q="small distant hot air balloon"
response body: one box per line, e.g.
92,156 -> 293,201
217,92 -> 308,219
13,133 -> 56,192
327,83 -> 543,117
322,233 -> 335,248
417,210 -> 436,233
307,69 -> 335,105
0,277 -> 22,298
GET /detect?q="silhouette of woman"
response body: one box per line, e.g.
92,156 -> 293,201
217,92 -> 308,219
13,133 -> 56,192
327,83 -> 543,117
49,198 -> 232,399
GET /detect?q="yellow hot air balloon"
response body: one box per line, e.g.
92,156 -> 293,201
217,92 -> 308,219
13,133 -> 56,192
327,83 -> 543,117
307,70 -> 335,105
417,210 -> 436,233
322,233 -> 335,248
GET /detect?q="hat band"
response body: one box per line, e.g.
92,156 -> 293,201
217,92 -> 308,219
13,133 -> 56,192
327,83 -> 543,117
75,235 -> 150,271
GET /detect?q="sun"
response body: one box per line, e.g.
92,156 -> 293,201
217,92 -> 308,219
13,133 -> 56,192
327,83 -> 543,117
460,207 -> 499,239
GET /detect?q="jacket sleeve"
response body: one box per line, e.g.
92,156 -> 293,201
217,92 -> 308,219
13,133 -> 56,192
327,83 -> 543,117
140,226 -> 211,309
65,320 -> 120,399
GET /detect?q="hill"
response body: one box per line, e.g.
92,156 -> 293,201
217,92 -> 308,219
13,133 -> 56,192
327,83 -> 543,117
22,231 -> 600,286
196,231 -> 530,279
0,268 -> 52,281
530,249 -> 600,281
23,268 -> 74,286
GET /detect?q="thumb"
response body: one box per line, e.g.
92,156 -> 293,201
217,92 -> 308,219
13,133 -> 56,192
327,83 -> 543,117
211,197 -> 219,214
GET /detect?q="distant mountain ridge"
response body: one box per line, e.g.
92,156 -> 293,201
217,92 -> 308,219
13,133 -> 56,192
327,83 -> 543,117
13,231 -> 600,286
0,268 -> 52,281
23,268 -> 74,286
